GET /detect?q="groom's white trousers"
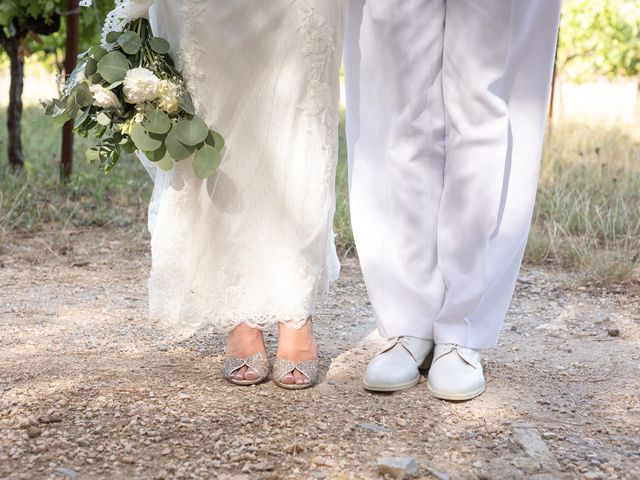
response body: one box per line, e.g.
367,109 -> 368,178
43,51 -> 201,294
344,0 -> 562,349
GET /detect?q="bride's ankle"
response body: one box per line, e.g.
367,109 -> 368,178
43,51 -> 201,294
277,318 -> 318,360
225,323 -> 265,356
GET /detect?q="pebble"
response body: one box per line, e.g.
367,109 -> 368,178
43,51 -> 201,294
396,418 -> 407,427
27,426 -> 42,439
359,423 -> 391,433
377,457 -> 419,479
607,328 -> 620,337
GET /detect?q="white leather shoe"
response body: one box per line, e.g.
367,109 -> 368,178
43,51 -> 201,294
426,343 -> 486,401
363,336 -> 434,392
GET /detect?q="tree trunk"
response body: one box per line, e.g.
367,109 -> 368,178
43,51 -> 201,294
5,36 -> 25,171
60,0 -> 80,182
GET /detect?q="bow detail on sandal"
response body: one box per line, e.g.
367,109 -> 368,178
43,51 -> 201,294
272,358 -> 319,390
223,352 -> 270,386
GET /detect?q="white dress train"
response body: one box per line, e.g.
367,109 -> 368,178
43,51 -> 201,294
140,0 -> 346,332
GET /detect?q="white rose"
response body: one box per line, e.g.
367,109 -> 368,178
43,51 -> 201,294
123,67 -> 160,104
157,80 -> 180,114
89,84 -> 121,110
113,0 -> 155,22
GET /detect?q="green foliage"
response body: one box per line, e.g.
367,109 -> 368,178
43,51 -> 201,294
559,0 -> 640,81
0,1 -> 115,64
0,0 -> 61,28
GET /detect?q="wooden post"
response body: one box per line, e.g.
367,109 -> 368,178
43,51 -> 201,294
60,0 -> 79,182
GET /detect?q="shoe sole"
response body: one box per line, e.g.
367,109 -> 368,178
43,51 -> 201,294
426,382 -> 486,401
363,375 -> 421,392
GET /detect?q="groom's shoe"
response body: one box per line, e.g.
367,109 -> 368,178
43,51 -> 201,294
426,344 -> 485,401
363,336 -> 434,392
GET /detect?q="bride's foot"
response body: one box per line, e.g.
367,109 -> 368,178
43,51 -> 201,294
275,318 -> 318,387
224,324 -> 268,384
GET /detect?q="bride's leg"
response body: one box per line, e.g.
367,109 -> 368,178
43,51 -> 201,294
276,318 -> 318,385
225,324 -> 266,381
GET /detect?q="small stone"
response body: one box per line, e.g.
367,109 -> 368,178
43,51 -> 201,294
359,423 -> 391,433
158,345 -> 168,352
311,472 -> 327,480
121,457 -> 135,465
250,462 -> 274,472
396,418 -> 407,427
77,439 -> 90,448
161,448 -> 171,456
27,426 -> 41,438
54,467 -> 78,479
427,469 -> 449,480
541,431 -> 556,440
377,456 -> 419,479
174,448 -> 187,459
511,456 -> 540,474
284,443 -> 305,454
317,422 -> 328,431
607,328 -> 620,337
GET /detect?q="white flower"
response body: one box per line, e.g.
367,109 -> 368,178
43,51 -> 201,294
89,84 -> 121,110
157,80 -> 180,114
123,67 -> 160,104
134,111 -> 145,123
113,0 -> 155,22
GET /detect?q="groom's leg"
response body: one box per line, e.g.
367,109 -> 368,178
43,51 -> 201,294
345,0 -> 447,339
433,1 -> 562,348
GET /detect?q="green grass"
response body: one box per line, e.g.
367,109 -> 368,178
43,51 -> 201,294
1,107 -> 639,285
0,106 -> 151,235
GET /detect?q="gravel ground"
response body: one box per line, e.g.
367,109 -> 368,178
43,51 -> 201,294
1,228 -> 639,480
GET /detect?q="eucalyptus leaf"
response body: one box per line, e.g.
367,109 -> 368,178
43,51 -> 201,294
173,117 -> 209,146
157,151 -> 174,171
89,46 -> 108,61
178,91 -> 195,115
74,108 -> 91,129
106,31 -> 123,43
86,148 -> 100,162
204,130 -> 225,151
131,123 -> 163,151
193,144 -> 222,179
96,112 -> 111,126
74,83 -> 93,108
97,51 -> 130,83
84,58 -> 97,76
53,110 -> 71,128
165,129 -> 196,161
117,31 -> 143,55
148,36 -> 170,55
123,139 -> 137,154
143,109 -> 172,134
145,144 -> 167,162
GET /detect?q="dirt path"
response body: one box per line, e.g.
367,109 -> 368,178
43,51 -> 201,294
1,228 -> 639,480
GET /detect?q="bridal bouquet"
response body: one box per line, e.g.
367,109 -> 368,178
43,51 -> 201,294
43,0 -> 224,179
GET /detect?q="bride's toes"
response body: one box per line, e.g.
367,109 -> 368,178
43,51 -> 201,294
232,366 -> 248,380
293,370 -> 309,385
243,367 -> 260,381
280,373 -> 296,385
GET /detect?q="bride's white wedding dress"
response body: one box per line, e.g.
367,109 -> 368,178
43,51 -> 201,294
139,1 -> 347,332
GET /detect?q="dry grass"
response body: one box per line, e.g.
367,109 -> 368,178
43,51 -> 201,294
528,122 -> 640,285
1,106 -> 638,285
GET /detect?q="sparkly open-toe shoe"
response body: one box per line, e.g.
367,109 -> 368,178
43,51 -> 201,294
272,358 -> 319,390
223,352 -> 270,386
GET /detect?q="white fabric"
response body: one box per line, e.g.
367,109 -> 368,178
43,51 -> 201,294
345,0 -> 561,349
141,0 -> 346,332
